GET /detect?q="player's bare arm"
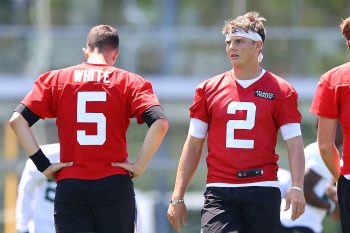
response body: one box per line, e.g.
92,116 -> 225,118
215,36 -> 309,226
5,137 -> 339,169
167,135 -> 205,232
284,135 -> 306,220
317,117 -> 341,181
9,111 -> 73,180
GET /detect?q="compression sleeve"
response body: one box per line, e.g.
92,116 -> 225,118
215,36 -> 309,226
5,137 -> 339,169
188,118 -> 208,139
15,103 -> 40,127
280,123 -> 302,140
141,105 -> 167,128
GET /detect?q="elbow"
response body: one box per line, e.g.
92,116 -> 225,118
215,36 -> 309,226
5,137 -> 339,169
318,141 -> 333,156
158,118 -> 169,133
9,112 -> 20,129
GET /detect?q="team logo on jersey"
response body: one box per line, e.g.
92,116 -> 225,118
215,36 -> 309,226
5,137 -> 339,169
255,90 -> 275,100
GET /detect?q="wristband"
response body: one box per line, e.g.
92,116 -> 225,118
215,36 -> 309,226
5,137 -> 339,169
327,199 -> 337,214
29,149 -> 51,172
170,199 -> 184,205
290,186 -> 303,193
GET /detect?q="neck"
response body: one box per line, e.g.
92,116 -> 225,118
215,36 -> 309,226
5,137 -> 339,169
86,51 -> 117,66
232,65 -> 262,80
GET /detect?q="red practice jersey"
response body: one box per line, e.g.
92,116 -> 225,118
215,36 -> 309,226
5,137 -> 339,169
190,70 -> 301,184
22,63 -> 160,180
310,62 -> 350,175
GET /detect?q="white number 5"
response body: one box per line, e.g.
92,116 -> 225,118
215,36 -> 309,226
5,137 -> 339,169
77,92 -> 106,145
226,102 -> 256,148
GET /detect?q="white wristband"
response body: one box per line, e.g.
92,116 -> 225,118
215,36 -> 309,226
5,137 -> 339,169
290,186 -> 303,193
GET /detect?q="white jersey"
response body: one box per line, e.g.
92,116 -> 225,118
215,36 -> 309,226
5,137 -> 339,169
277,168 -> 291,199
280,142 -> 333,233
16,143 -> 59,233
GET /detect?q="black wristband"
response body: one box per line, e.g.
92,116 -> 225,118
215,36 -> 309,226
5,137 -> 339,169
29,149 -> 51,172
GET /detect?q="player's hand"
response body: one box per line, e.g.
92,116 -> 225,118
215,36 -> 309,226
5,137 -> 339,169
284,188 -> 305,221
326,184 -> 337,201
167,202 -> 187,232
111,161 -> 143,178
42,162 -> 73,180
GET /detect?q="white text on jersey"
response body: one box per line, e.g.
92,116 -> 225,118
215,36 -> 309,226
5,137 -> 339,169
74,70 -> 111,83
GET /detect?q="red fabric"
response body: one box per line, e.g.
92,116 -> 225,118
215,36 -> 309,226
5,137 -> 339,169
22,63 -> 160,180
190,70 -> 301,184
310,62 -> 350,175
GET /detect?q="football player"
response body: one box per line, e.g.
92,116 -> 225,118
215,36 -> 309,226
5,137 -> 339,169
167,11 -> 305,233
10,25 -> 168,233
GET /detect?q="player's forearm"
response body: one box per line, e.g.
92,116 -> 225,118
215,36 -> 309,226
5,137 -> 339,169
135,118 -> 169,173
172,136 -> 204,200
9,112 -> 40,155
319,144 -> 341,181
286,136 -> 305,188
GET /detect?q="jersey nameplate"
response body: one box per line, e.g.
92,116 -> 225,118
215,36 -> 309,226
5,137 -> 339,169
255,90 -> 275,100
74,69 -> 111,83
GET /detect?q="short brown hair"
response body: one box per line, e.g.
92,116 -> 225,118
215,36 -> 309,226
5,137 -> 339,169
340,17 -> 350,40
86,25 -> 119,52
222,11 -> 266,42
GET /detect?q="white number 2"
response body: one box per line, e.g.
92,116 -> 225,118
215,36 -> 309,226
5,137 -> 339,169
77,92 -> 106,145
226,102 -> 256,148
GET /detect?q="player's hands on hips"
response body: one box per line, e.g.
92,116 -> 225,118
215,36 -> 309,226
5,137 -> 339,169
42,162 -> 73,180
284,188 -> 305,221
111,161 -> 143,178
167,202 -> 187,232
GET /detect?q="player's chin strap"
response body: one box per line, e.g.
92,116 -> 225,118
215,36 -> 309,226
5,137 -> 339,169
225,29 -> 264,63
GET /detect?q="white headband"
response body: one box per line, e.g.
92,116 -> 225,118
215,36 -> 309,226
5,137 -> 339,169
225,30 -> 263,42
225,30 -> 264,63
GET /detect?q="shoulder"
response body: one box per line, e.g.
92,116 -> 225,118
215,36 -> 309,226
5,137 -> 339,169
264,71 -> 295,89
263,71 -> 298,98
196,72 -> 229,90
320,62 -> 350,87
113,68 -> 152,87
36,69 -> 61,85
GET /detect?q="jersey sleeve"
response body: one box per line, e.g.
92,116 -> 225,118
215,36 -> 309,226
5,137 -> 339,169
310,76 -> 338,118
189,84 -> 210,123
130,79 -> 160,124
274,88 -> 301,128
21,71 -> 57,119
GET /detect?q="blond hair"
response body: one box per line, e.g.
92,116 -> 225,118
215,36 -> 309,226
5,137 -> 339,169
222,11 -> 266,42
340,17 -> 350,40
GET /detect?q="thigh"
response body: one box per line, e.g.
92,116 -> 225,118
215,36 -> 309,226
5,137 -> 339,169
92,197 -> 136,233
54,202 -> 95,233
200,187 -> 241,233
240,187 -> 282,233
338,176 -> 350,233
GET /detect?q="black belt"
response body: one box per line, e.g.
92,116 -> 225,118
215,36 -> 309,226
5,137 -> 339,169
236,168 -> 263,178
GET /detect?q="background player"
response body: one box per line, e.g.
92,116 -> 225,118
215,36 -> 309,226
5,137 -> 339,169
279,121 -> 342,233
167,11 -> 305,233
16,143 -> 59,233
310,16 -> 350,233
9,24 -> 169,233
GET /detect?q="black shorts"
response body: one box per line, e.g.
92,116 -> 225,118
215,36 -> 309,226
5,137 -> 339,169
282,226 -> 315,233
201,186 -> 282,233
337,175 -> 350,233
54,174 -> 135,233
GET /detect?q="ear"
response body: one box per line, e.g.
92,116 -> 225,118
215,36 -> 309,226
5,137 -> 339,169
112,49 -> 119,63
255,41 -> 263,51
82,47 -> 89,60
